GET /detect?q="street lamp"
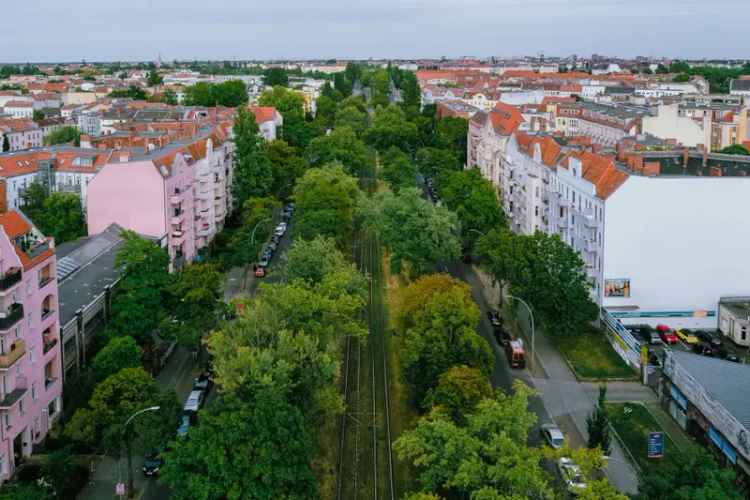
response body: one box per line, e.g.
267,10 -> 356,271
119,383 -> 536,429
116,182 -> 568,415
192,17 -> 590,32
249,217 -> 272,247
507,294 -> 535,373
123,406 -> 160,498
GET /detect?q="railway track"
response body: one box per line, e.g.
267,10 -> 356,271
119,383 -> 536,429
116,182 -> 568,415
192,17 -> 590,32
336,162 -> 395,500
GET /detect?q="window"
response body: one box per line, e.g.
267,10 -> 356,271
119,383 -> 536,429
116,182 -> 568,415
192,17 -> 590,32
31,382 -> 36,401
19,399 -> 24,417
535,206 -> 539,216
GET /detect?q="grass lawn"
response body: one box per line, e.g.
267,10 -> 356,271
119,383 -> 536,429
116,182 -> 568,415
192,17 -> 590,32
606,402 -> 675,472
555,329 -> 636,380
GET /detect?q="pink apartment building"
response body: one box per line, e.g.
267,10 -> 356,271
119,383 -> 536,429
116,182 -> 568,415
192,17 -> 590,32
0,210 -> 63,481
86,147 -> 197,271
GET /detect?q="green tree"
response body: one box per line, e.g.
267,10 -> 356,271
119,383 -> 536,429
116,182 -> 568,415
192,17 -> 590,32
439,168 -> 505,252
184,81 -> 248,107
38,192 -> 86,244
476,227 -> 524,307
162,393 -> 316,500
586,385 -> 612,454
335,105 -> 367,136
2,134 -> 9,152
415,147 -> 461,180
166,262 -> 222,350
258,86 -> 313,148
282,235 -> 351,284
107,231 -> 170,342
162,88 -> 178,105
395,381 -> 553,499
315,94 -> 337,128
91,335 -> 141,381
263,67 -> 289,87
33,110 -> 45,122
146,70 -> 163,86
340,95 -> 368,113
225,196 -> 280,267
400,70 -> 421,109
306,126 -> 370,177
655,64 -> 669,74
42,447 -> 75,499
674,73 -> 691,83
0,481 -> 50,500
108,85 -> 147,100
64,367 -> 178,453
669,60 -> 691,74
263,139 -> 308,199
379,146 -> 417,192
359,188 -> 461,276
364,104 -> 419,154
719,144 -> 750,155
435,117 -> 468,164
395,274 -> 493,402
333,71 -> 353,97
43,126 -> 80,146
293,163 -> 360,245
369,68 -> 391,108
423,365 -> 492,421
636,446 -> 742,500
19,181 -> 49,227
232,107 -> 273,203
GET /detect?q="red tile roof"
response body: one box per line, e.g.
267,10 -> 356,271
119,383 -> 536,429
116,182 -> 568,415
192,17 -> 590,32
248,106 -> 278,124
560,151 -> 628,199
488,101 -> 524,136
0,210 -> 54,270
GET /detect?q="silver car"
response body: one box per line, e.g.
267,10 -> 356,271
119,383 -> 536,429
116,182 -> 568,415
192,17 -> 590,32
540,423 -> 565,449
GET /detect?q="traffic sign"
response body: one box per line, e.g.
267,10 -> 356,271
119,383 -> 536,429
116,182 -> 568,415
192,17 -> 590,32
647,431 -> 665,458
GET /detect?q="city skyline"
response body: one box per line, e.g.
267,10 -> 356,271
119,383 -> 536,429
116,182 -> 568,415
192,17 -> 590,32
3,0 -> 750,63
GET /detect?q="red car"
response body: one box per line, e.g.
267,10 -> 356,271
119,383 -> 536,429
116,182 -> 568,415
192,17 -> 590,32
254,266 -> 266,278
656,324 -> 678,345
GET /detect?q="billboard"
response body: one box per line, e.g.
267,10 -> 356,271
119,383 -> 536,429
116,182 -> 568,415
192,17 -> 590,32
647,432 -> 665,458
604,278 -> 630,298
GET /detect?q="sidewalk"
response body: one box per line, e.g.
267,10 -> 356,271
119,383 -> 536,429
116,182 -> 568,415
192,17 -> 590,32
77,347 -> 196,500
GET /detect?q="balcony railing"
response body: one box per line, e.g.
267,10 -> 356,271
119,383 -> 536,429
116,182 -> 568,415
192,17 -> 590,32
41,308 -> 55,322
0,303 -> 24,331
43,336 -> 58,355
0,339 -> 25,369
0,268 -> 22,292
45,376 -> 58,391
38,276 -> 53,289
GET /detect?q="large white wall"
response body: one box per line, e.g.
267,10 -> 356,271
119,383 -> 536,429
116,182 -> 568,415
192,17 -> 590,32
642,104 -> 710,148
603,175 -> 750,328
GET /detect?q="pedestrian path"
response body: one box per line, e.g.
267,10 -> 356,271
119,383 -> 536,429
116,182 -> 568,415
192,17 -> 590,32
644,401 -> 693,451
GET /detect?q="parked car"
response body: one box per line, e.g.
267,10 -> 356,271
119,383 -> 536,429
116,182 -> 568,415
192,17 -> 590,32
557,457 -> 587,495
631,324 -> 662,345
275,222 -> 288,235
255,266 -> 266,278
540,423 -> 565,449
184,389 -> 205,413
725,353 -> 741,363
692,342 -> 714,356
193,372 -> 212,393
696,331 -> 723,349
258,255 -> 270,267
177,412 -> 193,438
675,329 -> 699,345
271,234 -> 281,245
267,241 -> 278,253
656,325 -> 678,345
486,310 -> 503,330
648,354 -> 662,367
505,340 -> 526,369
142,449 -> 164,476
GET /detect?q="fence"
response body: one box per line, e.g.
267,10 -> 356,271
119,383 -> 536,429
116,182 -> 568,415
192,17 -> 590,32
601,309 -> 643,369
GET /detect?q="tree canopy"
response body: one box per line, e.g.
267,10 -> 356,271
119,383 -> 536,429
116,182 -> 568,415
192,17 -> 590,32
364,104 -> 419,154
43,126 -> 80,146
91,335 -> 141,381
305,125 -> 371,177
232,107 -> 273,202
379,146 -> 417,192
162,392 -> 316,500
184,80 -> 248,107
293,163 -> 360,245
358,188 -> 461,276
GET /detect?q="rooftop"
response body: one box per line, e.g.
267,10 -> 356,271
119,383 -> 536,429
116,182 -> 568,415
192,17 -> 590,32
668,350 -> 750,431
55,224 -> 125,327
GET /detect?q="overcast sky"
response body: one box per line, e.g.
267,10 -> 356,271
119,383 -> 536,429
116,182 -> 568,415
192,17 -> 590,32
4,0 -> 749,62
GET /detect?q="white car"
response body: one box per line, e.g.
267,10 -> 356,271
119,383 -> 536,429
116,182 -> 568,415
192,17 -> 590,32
183,389 -> 205,413
274,223 -> 287,236
557,457 -> 587,495
540,423 -> 565,449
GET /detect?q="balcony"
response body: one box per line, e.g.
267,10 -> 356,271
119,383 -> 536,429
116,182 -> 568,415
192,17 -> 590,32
584,239 -> 598,253
0,268 -> 22,294
0,386 -> 27,410
170,195 -> 182,205
583,214 -> 599,228
0,339 -> 25,370
171,212 -> 184,225
38,275 -> 53,290
43,334 -> 58,355
41,308 -> 55,323
558,219 -> 569,229
45,376 -> 58,391
558,196 -> 570,207
0,303 -> 24,332
171,230 -> 186,245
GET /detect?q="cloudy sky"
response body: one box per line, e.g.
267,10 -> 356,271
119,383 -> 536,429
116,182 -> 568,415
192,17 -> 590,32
4,0 -> 749,62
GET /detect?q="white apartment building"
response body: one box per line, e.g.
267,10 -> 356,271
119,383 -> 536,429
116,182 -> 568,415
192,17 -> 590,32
642,104 -> 711,149
476,128 -> 750,329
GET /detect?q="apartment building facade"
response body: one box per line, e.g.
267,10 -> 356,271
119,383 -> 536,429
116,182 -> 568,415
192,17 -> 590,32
0,211 -> 63,482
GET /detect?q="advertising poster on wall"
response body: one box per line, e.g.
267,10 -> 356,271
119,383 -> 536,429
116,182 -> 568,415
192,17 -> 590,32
605,278 -> 631,298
